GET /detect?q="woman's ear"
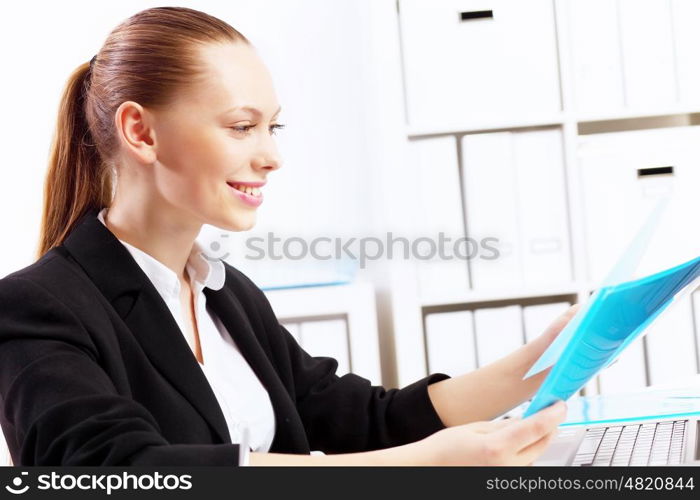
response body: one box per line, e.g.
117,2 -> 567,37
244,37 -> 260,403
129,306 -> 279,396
113,101 -> 157,165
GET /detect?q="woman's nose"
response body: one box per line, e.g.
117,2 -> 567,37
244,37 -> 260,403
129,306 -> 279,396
253,155 -> 282,173
253,140 -> 282,172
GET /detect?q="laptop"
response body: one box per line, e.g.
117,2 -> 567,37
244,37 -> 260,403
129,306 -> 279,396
534,415 -> 700,466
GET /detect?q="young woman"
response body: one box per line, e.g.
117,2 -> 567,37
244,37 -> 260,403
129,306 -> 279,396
0,6 -> 570,466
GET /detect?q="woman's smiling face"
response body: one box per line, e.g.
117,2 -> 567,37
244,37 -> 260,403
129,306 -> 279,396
140,41 -> 284,232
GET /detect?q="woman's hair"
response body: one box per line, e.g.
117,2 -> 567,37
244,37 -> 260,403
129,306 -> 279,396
37,6 -> 250,259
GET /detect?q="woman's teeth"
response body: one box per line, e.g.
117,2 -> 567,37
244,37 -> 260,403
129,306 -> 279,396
231,184 -> 262,197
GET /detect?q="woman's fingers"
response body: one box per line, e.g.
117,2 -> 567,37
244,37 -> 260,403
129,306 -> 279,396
532,303 -> 581,348
566,303 -> 581,315
549,303 -> 580,331
498,400 -> 567,452
516,428 -> 559,465
470,418 -> 518,434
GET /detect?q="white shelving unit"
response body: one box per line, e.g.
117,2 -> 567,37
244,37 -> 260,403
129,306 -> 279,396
384,0 -> 700,393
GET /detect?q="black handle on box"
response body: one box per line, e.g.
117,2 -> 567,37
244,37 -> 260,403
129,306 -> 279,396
460,10 -> 494,21
637,166 -> 674,178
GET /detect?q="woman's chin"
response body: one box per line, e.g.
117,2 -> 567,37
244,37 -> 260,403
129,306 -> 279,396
214,214 -> 256,232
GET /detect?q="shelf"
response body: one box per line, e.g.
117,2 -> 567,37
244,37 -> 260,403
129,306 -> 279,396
405,107 -> 700,139
406,106 -> 700,139
263,281 -> 375,320
419,284 -> 582,310
405,113 -> 566,138
388,0 -> 700,390
575,106 -> 700,125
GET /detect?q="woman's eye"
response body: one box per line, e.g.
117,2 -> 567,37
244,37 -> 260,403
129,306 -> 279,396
231,125 -> 254,134
270,123 -> 285,135
231,124 -> 286,136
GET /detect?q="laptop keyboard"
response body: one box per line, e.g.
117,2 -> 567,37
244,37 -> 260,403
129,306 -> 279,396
571,420 -> 687,466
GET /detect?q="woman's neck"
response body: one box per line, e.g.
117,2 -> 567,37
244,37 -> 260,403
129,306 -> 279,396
102,204 -> 202,282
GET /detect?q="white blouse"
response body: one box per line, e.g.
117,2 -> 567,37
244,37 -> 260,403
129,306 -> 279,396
97,208 -> 275,465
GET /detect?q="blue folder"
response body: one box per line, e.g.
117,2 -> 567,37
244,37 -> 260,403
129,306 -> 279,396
523,255 -> 700,417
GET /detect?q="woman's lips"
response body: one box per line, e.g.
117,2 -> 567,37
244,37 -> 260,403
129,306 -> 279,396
227,182 -> 263,207
227,180 -> 266,187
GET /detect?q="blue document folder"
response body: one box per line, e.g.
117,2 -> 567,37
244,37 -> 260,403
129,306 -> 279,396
523,255 -> 700,417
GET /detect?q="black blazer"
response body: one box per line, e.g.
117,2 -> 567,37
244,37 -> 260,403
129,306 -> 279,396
0,208 -> 449,465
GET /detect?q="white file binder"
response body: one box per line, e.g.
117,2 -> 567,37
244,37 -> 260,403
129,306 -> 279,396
473,305 -> 524,367
408,136 -> 470,302
644,297 -> 698,386
617,0 -> 677,108
671,0 -> 700,106
513,129 -> 571,287
425,310 -> 477,377
522,302 -> 572,343
398,0 -> 561,129
566,0 -> 625,113
462,130 -> 570,290
578,126 -> 700,283
299,319 -> 351,377
461,132 -> 521,290
567,0 -> 690,112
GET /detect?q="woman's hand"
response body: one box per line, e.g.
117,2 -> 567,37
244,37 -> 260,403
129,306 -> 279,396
415,400 -> 567,466
426,304 -> 580,426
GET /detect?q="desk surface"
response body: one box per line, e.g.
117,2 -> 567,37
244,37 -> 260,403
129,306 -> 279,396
562,376 -> 700,426
504,375 -> 700,425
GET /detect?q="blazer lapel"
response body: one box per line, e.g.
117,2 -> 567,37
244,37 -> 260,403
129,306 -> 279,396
63,208 -> 232,445
204,284 -> 310,454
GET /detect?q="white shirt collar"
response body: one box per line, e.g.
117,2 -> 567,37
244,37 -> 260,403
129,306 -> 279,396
97,208 -> 225,301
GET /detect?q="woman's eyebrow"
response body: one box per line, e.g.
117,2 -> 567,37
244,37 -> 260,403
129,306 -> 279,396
223,105 -> 282,117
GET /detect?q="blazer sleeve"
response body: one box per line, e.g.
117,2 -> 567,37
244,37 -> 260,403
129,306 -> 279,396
0,276 -> 243,466
277,322 -> 451,454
